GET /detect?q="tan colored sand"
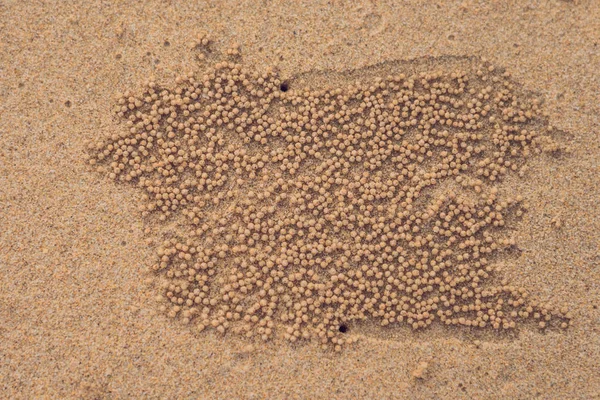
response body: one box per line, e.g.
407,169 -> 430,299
1,1 -> 599,398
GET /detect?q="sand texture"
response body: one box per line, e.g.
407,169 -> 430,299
1,1 -> 599,399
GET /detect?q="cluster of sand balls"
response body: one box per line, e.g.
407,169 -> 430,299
87,53 -> 571,349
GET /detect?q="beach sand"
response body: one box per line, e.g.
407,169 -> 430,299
1,1 -> 599,398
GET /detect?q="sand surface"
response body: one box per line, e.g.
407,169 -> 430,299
1,1 -> 599,398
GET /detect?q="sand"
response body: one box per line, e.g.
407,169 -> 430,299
1,1 -> 599,398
